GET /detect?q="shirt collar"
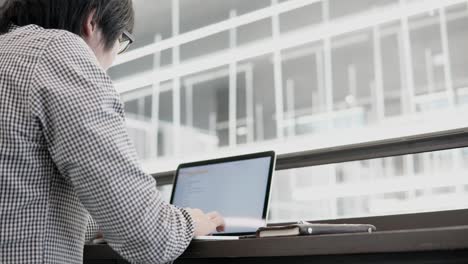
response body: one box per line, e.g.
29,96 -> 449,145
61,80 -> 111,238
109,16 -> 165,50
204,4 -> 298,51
7,24 -> 20,33
7,24 -> 42,33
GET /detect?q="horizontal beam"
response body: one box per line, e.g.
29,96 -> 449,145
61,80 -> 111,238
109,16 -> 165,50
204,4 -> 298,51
276,127 -> 468,170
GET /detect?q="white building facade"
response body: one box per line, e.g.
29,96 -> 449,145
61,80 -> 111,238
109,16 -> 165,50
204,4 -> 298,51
109,0 -> 468,223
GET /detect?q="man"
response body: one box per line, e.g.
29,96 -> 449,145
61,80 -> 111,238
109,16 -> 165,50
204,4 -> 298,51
0,0 -> 225,263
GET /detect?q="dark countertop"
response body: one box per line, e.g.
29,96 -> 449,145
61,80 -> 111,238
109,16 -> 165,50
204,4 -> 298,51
84,225 -> 468,261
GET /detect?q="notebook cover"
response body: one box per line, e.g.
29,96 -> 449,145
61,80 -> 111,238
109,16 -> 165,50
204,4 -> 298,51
256,222 -> 376,238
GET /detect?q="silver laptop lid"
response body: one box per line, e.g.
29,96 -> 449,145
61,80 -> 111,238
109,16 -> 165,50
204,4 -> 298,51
170,151 -> 275,235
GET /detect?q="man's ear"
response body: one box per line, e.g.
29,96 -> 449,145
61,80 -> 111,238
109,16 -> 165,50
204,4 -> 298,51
82,9 -> 97,39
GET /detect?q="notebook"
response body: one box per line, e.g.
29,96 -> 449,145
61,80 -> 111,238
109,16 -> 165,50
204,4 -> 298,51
170,151 -> 276,239
256,222 -> 377,238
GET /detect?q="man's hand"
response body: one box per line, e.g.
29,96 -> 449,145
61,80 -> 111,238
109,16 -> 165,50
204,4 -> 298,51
186,208 -> 225,236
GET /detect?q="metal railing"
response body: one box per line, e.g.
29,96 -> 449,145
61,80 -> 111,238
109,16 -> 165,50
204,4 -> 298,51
152,127 -> 468,185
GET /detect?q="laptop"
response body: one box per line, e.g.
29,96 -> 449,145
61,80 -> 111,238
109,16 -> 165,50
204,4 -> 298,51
170,151 -> 276,239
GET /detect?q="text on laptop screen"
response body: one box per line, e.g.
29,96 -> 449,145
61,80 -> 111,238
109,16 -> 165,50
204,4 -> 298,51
172,157 -> 272,234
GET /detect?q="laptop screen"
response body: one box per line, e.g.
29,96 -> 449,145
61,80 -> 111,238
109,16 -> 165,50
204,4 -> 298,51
171,152 -> 275,235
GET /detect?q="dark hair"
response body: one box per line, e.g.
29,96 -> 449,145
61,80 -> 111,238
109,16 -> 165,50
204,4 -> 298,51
0,0 -> 135,50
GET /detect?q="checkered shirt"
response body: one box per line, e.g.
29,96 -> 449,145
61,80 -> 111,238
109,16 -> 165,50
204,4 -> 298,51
0,24 -> 194,264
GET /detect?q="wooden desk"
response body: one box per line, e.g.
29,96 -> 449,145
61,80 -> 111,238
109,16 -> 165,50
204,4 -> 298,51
84,225 -> 468,264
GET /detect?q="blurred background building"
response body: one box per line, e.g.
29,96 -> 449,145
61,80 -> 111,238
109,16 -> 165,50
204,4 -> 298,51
109,0 -> 468,223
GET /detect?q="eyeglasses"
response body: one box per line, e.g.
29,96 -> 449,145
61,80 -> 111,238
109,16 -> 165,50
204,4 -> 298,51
117,30 -> 135,54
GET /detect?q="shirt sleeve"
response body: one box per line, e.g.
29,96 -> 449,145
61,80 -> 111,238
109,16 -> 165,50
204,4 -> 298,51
85,214 -> 99,243
29,31 -> 194,264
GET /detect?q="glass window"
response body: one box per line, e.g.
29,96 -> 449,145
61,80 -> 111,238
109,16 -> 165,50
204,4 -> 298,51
180,0 -> 271,33
381,22 -> 404,118
447,4 -> 468,100
268,147 -> 468,222
180,32 -> 229,62
131,0 -> 173,48
331,29 -> 373,125
410,12 -> 446,98
111,0 -> 468,218
181,66 -> 229,148
329,0 -> 397,20
238,55 -> 278,141
279,2 -> 322,33
238,18 -> 273,46
114,0 -> 468,160
281,42 -> 325,137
